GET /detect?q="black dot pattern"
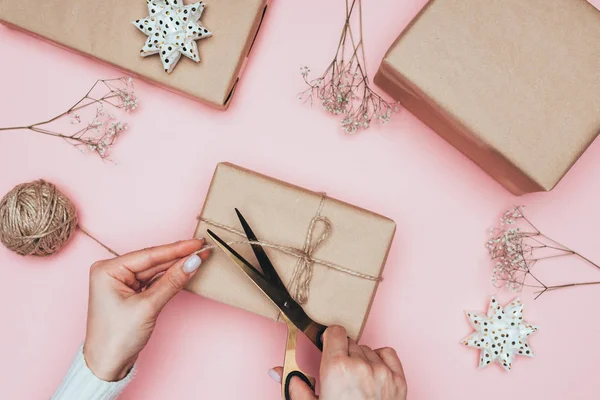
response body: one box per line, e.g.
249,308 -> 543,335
133,0 -> 212,73
461,297 -> 538,372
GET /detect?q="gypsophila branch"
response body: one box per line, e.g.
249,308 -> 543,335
486,206 -> 600,299
0,77 -> 139,160
299,0 -> 399,134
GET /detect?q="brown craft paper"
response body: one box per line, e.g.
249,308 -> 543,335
186,163 -> 396,340
0,0 -> 269,110
375,0 -> 600,195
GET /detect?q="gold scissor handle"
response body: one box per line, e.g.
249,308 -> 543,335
282,315 -> 316,400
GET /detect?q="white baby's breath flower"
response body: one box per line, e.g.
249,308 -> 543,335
485,205 -> 600,299
0,77 -> 139,160
69,113 -> 81,124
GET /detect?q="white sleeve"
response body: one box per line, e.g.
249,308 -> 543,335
51,346 -> 135,400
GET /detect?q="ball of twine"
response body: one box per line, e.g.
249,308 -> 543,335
0,180 -> 78,256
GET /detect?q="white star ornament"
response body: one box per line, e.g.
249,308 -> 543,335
461,297 -> 538,372
133,0 -> 212,73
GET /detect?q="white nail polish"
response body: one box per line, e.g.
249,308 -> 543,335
183,254 -> 202,273
268,369 -> 281,383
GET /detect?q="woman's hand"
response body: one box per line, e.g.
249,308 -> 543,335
83,239 -> 210,382
271,326 -> 407,400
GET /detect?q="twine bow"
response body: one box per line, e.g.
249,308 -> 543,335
198,195 -> 381,305
287,216 -> 331,304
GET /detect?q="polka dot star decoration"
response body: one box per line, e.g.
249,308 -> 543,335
462,297 -> 538,372
133,0 -> 212,73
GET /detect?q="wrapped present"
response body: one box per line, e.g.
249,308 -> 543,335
0,0 -> 269,110
375,0 -> 600,195
186,163 -> 396,340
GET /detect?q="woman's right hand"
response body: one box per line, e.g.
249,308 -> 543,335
83,239 -> 209,382
270,325 -> 407,399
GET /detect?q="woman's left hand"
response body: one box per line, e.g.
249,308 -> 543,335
83,239 -> 210,381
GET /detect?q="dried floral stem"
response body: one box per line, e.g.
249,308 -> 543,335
0,78 -> 139,159
487,206 -> 600,299
299,0 -> 399,134
533,281 -> 600,300
520,214 -> 600,271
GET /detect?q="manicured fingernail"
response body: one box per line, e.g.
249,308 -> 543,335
183,254 -> 202,273
268,369 -> 281,383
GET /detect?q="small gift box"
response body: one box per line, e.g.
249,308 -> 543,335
0,0 -> 268,110
186,163 -> 396,340
375,0 -> 600,195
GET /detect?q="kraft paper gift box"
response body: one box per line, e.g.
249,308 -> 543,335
186,163 -> 396,340
375,0 -> 600,195
0,0 -> 269,110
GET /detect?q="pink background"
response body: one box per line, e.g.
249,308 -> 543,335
1,1 -> 600,398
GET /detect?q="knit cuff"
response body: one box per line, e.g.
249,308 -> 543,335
51,346 -> 135,400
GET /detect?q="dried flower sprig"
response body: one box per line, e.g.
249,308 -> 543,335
0,77 -> 139,159
487,206 -> 600,299
299,0 -> 399,134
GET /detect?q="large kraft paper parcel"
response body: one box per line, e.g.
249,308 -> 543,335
186,163 -> 396,340
375,0 -> 600,195
0,0 -> 268,110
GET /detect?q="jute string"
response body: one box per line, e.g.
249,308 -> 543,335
197,195 -> 381,304
0,180 -> 381,302
0,180 -> 119,257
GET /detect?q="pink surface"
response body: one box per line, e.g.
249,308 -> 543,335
1,1 -> 600,399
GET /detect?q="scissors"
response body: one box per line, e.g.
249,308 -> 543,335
207,209 -> 328,400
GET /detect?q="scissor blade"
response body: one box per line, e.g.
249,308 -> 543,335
235,208 -> 287,290
208,229 -> 327,352
207,229 -> 294,312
